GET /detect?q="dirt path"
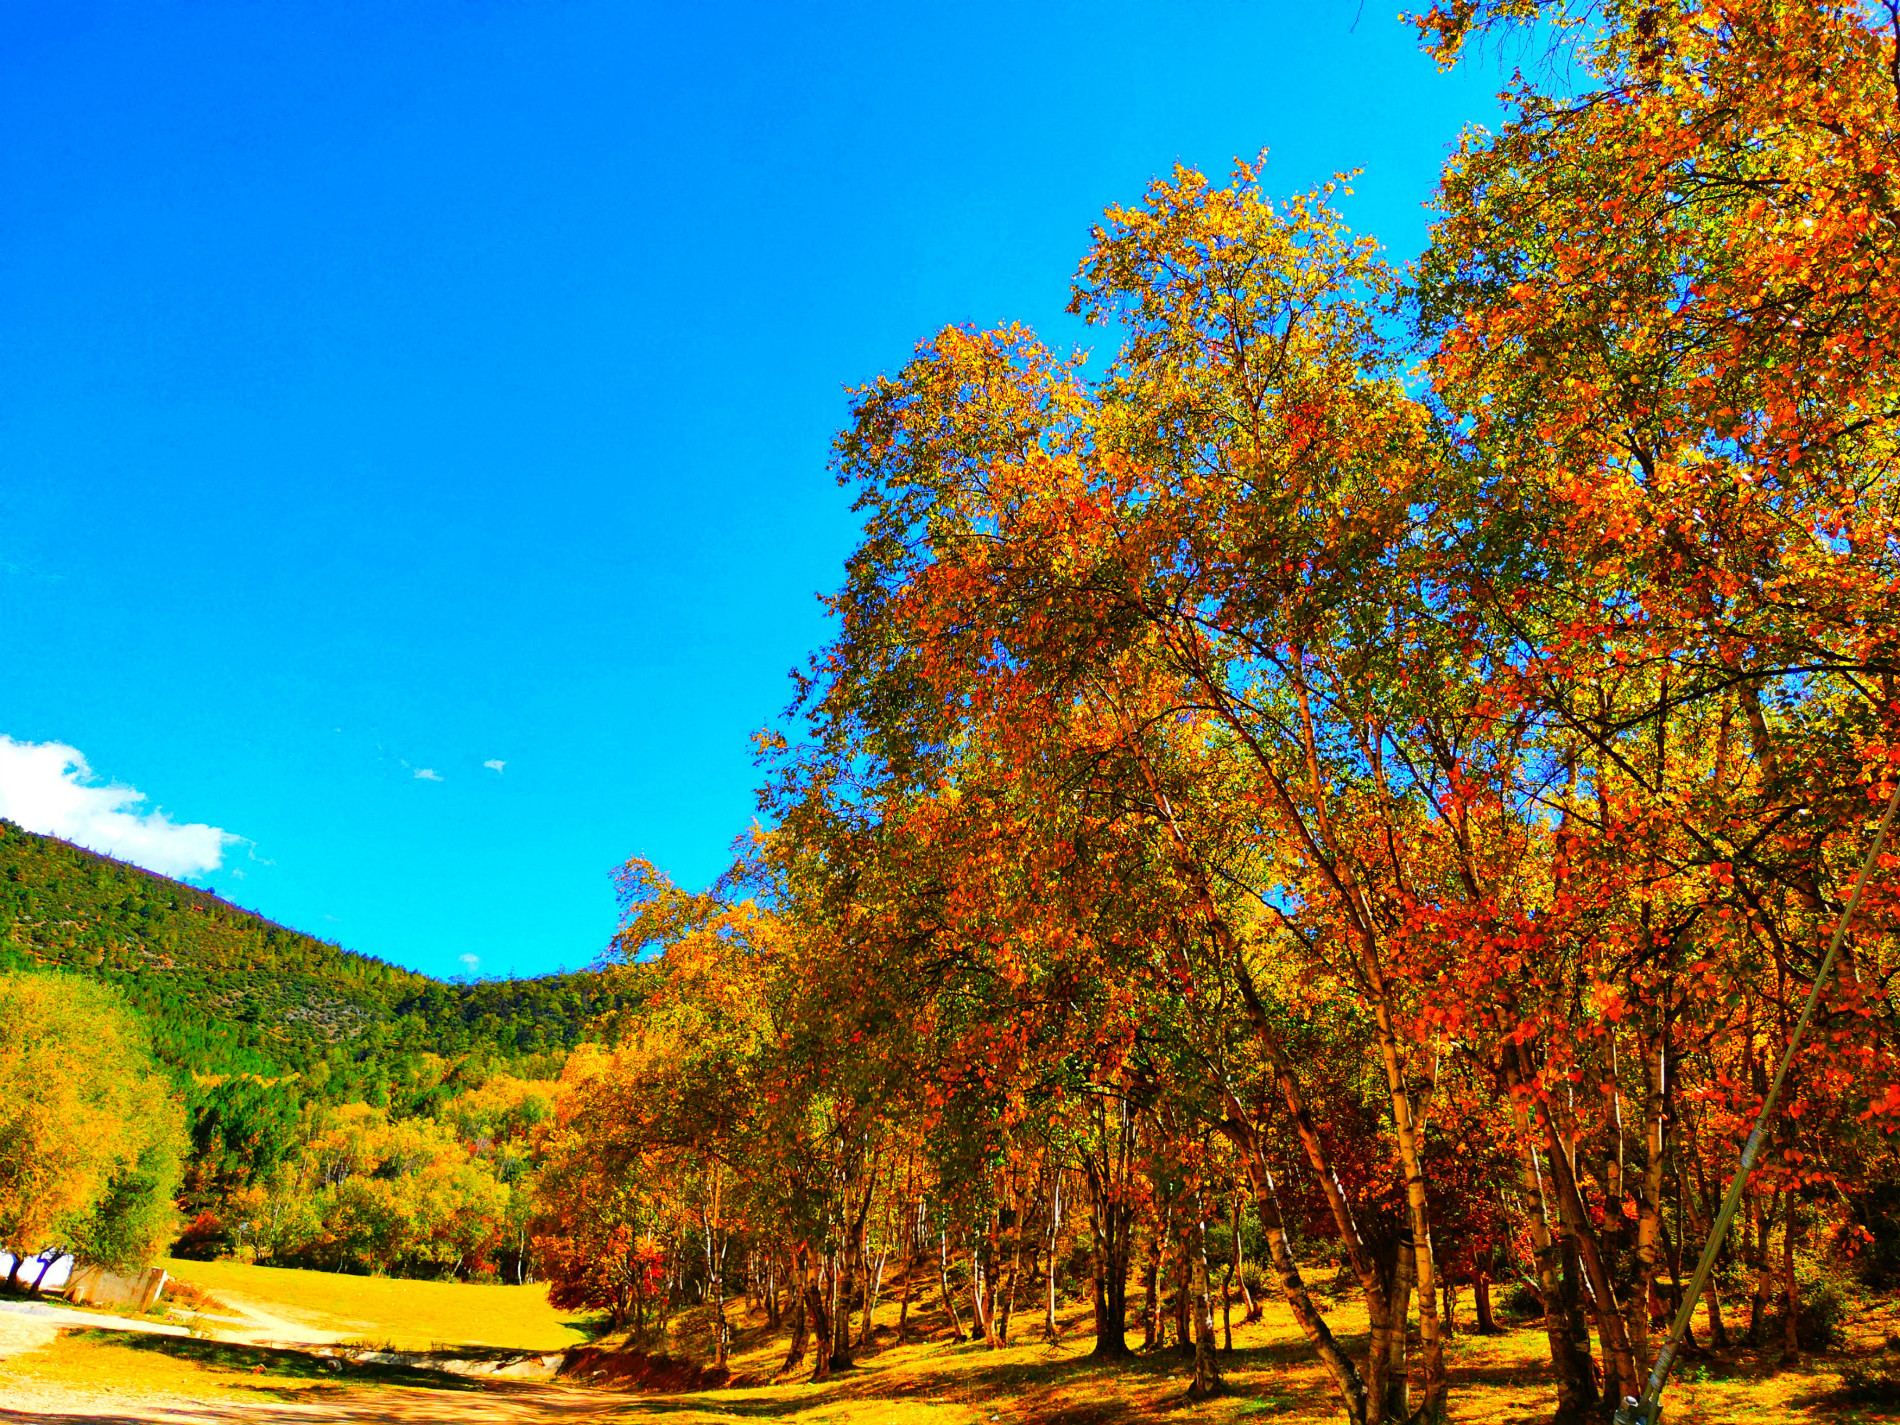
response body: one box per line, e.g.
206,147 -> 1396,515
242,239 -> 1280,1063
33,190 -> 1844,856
178,1289 -> 350,1348
0,1300 -> 191,1344
0,1311 -> 57,1365
0,1384 -> 670,1424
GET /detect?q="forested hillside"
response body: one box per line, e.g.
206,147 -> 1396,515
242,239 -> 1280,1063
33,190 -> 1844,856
0,818 -> 630,1280
0,818 -> 623,1085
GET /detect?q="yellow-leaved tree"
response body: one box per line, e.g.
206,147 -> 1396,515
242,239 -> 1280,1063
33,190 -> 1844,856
0,970 -> 185,1280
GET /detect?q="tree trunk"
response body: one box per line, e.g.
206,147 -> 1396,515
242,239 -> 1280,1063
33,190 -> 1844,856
1625,1037 -> 1668,1377
997,1235 -> 1019,1347
1780,1203 -> 1801,1366
806,1265 -> 834,1384
938,1231 -> 967,1341
1140,1226 -> 1162,1351
970,1244 -> 991,1346
1474,1275 -> 1499,1335
1535,1078 -> 1641,1407
1705,1271 -> 1730,1351
1084,1106 -> 1136,1360
860,1249 -> 887,1349
1384,1236 -> 1414,1422
29,1252 -> 62,1295
705,1183 -> 728,1371
1505,1079 -> 1595,1423
1221,1230 -> 1235,1355
1044,1176 -> 1062,1343
1232,1196 -> 1258,1324
896,1238 -> 914,1344
1244,1151 -> 1368,1425
1368,980 -> 1448,1425
780,1252 -> 809,1376
1173,1228 -> 1194,1357
1747,1190 -> 1780,1349
1189,1219 -> 1225,1399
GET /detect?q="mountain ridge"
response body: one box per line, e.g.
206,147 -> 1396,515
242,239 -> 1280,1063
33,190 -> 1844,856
0,818 -> 626,1089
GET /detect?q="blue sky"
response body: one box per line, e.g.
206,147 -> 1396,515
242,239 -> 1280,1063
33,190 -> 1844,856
0,1 -> 1505,981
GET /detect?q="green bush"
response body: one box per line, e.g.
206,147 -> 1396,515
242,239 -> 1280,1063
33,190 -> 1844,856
1758,1273 -> 1846,1352
1500,1278 -> 1544,1318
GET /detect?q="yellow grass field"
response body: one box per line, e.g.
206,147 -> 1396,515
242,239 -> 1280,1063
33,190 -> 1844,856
5,1264 -> 1900,1422
156,1256 -> 598,1352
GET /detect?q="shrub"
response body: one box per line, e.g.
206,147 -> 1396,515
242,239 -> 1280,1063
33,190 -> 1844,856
1834,1363 -> 1900,1408
1758,1274 -> 1847,1353
1499,1278 -> 1544,1318
171,1211 -> 230,1262
1845,1179 -> 1900,1291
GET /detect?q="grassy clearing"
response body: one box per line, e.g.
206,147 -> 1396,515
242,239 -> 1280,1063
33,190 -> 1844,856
158,1255 -> 600,1351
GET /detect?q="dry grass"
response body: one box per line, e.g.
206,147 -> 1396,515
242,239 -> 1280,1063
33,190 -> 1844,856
156,1257 -> 599,1352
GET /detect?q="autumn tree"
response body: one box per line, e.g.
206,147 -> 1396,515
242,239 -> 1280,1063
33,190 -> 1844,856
0,971 -> 186,1277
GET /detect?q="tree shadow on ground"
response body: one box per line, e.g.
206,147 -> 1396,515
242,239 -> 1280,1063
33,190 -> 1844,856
69,1329 -> 491,1394
572,1336 -> 1338,1423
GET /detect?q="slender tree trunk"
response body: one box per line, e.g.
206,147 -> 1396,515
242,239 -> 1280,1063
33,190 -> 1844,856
1366,977 -> 1447,1425
1474,1275 -> 1499,1335
1680,1105 -> 1730,1350
806,1262 -> 834,1384
1044,1173 -> 1062,1342
1747,1190 -> 1781,1348
1221,1222 -> 1236,1355
1173,1228 -> 1194,1357
1084,1105 -> 1136,1360
1525,1051 -> 1640,1408
997,1233 -> 1020,1347
1780,1203 -> 1801,1366
895,1224 -> 915,1344
1625,1037 -> 1668,1376
1140,1225 -> 1162,1350
1243,1151 -> 1368,1425
1705,1267 -> 1730,1351
830,1261 -> 852,1368
970,1244 -> 991,1346
1189,1219 -> 1225,1399
860,1249 -> 886,1349
939,1231 -> 967,1341
705,1172 -> 728,1371
1232,1196 -> 1258,1324
780,1252 -> 809,1377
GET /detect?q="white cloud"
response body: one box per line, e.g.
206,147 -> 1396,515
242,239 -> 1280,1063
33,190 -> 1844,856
0,736 -> 237,879
414,768 -> 443,782
458,953 -> 480,973
483,759 -> 505,774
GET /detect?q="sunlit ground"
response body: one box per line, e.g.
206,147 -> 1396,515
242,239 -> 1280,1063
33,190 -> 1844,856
4,1269 -> 1898,1423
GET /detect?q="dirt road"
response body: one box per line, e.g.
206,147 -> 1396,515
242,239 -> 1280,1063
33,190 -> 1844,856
0,1383 -> 726,1424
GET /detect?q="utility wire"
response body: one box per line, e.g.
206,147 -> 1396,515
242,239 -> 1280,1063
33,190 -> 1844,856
1617,772 -> 1900,1425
